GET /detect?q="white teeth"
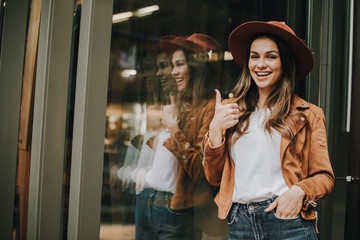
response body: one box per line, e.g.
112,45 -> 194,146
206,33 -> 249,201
257,72 -> 270,76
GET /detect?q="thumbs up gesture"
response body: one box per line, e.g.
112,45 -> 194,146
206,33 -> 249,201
161,91 -> 179,133
209,89 -> 240,146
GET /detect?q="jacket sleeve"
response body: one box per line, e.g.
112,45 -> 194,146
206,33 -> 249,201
202,132 -> 228,186
163,99 -> 215,183
295,108 -> 335,210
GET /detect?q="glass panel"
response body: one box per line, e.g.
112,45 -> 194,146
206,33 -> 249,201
100,0 -> 306,239
61,1 -> 82,239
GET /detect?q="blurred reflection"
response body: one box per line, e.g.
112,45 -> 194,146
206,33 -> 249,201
131,34 -> 227,239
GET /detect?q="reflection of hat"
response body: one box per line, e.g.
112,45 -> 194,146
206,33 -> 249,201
159,33 -> 220,53
228,21 -> 313,81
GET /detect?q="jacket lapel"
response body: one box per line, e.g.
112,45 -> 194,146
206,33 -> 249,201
280,95 -> 309,160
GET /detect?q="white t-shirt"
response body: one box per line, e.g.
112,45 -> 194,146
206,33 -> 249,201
230,108 -> 289,203
145,130 -> 178,193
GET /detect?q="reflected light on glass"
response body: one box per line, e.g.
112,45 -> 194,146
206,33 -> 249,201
134,5 -> 160,17
122,113 -> 131,120
109,123 -> 117,130
121,69 -> 137,78
108,115 -> 119,123
224,51 -> 233,61
104,138 -> 112,145
112,11 -> 133,23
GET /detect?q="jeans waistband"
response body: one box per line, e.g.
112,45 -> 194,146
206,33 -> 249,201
142,187 -> 173,199
232,197 -> 277,213
141,187 -> 173,208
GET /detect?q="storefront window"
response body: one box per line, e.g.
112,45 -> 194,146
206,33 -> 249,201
61,1 -> 82,238
100,0 -> 306,239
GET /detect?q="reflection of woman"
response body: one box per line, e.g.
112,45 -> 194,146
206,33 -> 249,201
131,50 -> 176,193
135,34 -> 223,240
203,21 -> 334,239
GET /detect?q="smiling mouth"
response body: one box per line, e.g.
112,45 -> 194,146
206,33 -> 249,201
256,72 -> 271,78
256,72 -> 271,77
175,78 -> 184,84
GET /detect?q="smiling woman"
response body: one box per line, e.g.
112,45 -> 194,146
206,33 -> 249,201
203,21 -> 334,240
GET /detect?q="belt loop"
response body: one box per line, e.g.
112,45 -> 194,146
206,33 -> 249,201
233,202 -> 240,214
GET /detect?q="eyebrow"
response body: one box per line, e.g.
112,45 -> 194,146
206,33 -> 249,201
172,58 -> 186,64
250,50 -> 279,54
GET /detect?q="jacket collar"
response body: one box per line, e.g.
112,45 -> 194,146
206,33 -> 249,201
280,94 -> 309,159
291,94 -> 310,111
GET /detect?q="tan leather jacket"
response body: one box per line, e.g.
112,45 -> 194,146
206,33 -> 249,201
163,98 -> 216,210
202,95 -> 335,220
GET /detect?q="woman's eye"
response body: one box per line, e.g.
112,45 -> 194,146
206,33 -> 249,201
250,55 -> 259,59
268,55 -> 278,60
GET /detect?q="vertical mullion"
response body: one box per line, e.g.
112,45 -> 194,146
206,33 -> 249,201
27,0 -> 73,239
67,0 -> 113,239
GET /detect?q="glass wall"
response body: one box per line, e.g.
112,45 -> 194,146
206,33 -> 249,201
100,0 -> 307,239
61,1 -> 82,239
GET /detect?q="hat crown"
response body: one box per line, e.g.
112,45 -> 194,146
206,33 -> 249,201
266,21 -> 296,35
186,33 -> 220,51
159,33 -> 220,53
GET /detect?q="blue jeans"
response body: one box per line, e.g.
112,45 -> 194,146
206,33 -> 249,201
227,198 -> 317,240
135,188 -> 201,240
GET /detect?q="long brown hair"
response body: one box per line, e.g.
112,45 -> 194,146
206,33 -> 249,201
171,47 -> 214,130
228,34 -> 307,145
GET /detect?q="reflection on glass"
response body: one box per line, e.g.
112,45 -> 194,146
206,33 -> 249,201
101,0 -> 294,239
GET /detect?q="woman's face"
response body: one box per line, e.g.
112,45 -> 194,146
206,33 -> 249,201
248,36 -> 282,97
171,49 -> 190,93
156,52 -> 175,93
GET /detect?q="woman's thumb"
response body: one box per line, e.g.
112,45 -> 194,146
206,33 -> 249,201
265,198 -> 278,212
215,89 -> 222,104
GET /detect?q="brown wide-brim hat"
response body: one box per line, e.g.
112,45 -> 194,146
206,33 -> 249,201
159,33 -> 220,53
228,21 -> 314,81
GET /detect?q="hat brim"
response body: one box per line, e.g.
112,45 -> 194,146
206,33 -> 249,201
228,21 -> 314,81
159,35 -> 204,53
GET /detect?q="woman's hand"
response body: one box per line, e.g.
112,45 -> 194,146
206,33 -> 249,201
161,92 -> 179,134
265,185 -> 306,218
146,93 -> 162,130
209,89 -> 240,147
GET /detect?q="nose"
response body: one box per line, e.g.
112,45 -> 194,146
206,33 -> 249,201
171,66 -> 178,77
257,57 -> 267,68
156,69 -> 161,78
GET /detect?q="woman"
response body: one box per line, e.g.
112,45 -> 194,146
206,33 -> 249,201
203,21 -> 334,239
130,50 -> 177,194
135,34 -> 226,239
